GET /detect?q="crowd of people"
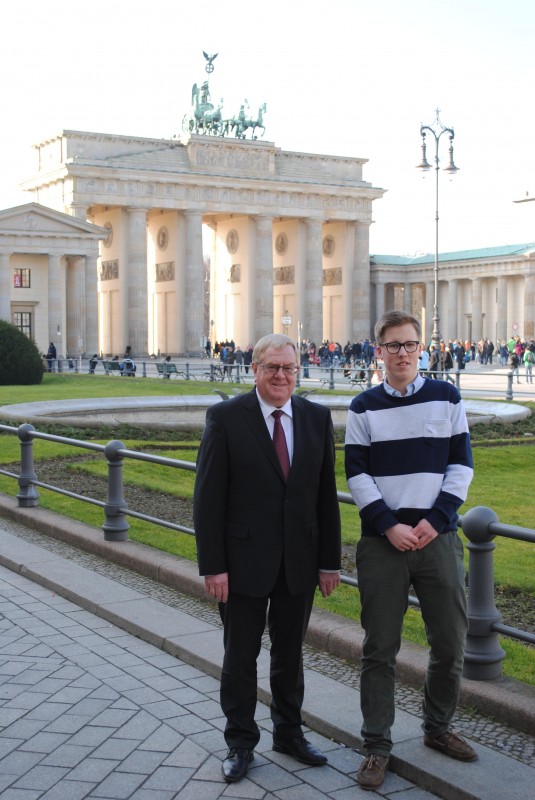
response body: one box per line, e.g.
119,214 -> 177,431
291,333 -> 535,384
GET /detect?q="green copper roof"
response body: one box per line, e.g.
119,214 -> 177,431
371,243 -> 535,267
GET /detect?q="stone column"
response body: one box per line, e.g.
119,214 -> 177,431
524,272 -> 535,338
447,279 -> 458,341
126,208 -> 148,355
404,282 -> 412,313
184,210 -> 204,355
0,253 -> 10,321
67,257 -> 85,355
343,222 -> 355,342
48,254 -> 65,357
471,277 -> 483,343
173,212 -> 187,355
85,251 -> 99,355
252,215 -> 274,342
375,282 -> 385,327
295,220 -> 307,343
353,222 -> 371,339
305,219 -> 323,345
426,280 -> 434,344
497,276 -> 507,342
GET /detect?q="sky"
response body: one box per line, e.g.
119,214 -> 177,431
2,0 -> 535,256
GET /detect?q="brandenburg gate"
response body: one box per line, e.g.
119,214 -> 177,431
21,68 -> 384,356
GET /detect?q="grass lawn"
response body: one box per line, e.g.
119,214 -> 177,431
0,374 -> 534,685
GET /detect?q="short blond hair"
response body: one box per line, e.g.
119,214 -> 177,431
375,310 -> 421,342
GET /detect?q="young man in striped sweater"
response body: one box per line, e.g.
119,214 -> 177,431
345,310 -> 477,791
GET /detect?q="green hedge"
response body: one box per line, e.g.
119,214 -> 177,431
0,320 -> 44,385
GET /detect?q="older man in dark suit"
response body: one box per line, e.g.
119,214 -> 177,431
194,333 -> 341,783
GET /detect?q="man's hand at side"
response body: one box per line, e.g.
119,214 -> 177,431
204,573 -> 229,603
318,570 -> 340,597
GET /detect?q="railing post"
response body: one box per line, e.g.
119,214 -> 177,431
142,360 -> 147,378
295,366 -> 301,388
366,367 -> 373,390
461,506 -> 506,680
16,423 -> 39,508
185,362 -> 190,380
506,370 -> 513,401
455,370 -> 461,391
210,363 -> 215,382
102,440 -> 130,542
328,366 -> 335,390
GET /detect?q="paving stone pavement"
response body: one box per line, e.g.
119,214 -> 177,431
0,512 -> 534,800
1,517 -> 533,770
1,563 -> 440,800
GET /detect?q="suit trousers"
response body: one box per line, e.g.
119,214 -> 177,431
219,564 -> 315,750
356,532 -> 467,757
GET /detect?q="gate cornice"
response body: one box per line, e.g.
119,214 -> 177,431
21,130 -> 385,223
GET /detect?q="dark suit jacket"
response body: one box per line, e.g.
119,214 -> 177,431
193,390 -> 341,597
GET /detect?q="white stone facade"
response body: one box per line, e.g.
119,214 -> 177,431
20,130 -> 384,355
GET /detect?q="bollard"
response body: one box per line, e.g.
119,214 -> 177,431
142,361 -> 147,378
102,440 -> 130,541
366,367 -> 373,390
461,506 -> 506,680
506,370 -> 513,401
210,363 -> 215,382
16,424 -> 39,508
455,370 -> 461,391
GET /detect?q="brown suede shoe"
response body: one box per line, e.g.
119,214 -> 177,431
356,754 -> 389,790
424,731 -> 478,761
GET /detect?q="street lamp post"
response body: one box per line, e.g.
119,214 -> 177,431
417,109 -> 459,347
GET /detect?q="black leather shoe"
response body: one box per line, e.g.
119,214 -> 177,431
222,748 -> 254,782
273,736 -> 327,766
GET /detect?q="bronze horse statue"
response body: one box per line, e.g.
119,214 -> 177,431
225,103 -> 267,139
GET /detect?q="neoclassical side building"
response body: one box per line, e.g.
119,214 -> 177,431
16,130 -> 384,356
0,203 -> 107,356
372,244 -> 535,344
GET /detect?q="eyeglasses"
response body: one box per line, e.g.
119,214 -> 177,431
257,363 -> 299,375
380,341 -> 420,354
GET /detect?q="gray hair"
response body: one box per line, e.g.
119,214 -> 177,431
252,334 -> 297,364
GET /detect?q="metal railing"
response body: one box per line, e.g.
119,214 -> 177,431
0,421 -> 533,682
43,358 -> 525,402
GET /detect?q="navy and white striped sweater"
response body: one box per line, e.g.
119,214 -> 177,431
345,378 -> 473,537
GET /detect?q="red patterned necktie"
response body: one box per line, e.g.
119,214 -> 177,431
272,409 -> 290,482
